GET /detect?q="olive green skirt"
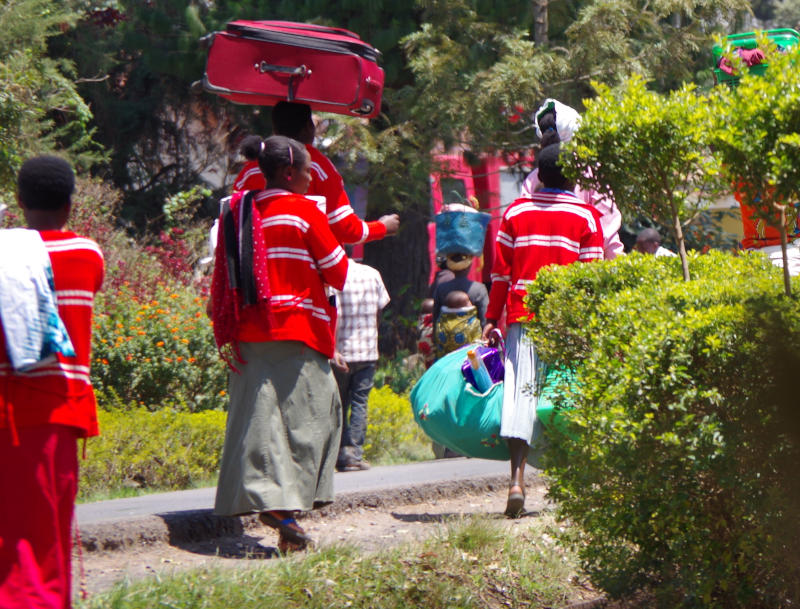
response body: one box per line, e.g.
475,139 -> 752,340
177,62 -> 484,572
214,341 -> 342,516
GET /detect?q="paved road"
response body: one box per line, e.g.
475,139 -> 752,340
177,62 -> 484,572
77,458 -> 512,526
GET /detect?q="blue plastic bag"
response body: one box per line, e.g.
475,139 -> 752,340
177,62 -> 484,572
435,211 -> 491,256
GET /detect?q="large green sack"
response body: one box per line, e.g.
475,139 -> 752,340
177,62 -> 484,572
410,346 -> 510,460
535,365 -> 576,436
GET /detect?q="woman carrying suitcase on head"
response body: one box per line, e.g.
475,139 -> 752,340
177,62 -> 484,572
271,101 -> 400,246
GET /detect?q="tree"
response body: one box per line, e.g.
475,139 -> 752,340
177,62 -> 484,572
54,1 -> 255,227
564,76 -> 723,280
0,0 -> 102,193
711,39 -> 800,297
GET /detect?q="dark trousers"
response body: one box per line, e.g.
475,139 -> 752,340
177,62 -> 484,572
333,361 -> 376,464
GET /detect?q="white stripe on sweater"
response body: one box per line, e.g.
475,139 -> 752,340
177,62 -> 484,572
261,215 -> 310,232
44,237 -> 104,258
317,247 -> 346,269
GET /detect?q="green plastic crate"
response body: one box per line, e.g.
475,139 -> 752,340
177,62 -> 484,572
712,28 -> 800,85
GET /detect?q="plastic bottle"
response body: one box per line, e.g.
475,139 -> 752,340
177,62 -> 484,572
467,349 -> 493,392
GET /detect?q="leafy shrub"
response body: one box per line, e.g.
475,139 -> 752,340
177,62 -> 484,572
373,349 -> 426,395
92,283 -> 227,411
80,386 -> 427,499
364,385 -> 431,464
526,251 -> 800,608
80,408 -> 227,500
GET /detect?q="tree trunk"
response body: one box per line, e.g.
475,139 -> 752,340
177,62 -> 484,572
364,199 -> 431,355
673,212 -> 691,281
776,203 -> 792,297
532,0 -> 548,46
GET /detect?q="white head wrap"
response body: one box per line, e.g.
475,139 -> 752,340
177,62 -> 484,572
534,98 -> 581,142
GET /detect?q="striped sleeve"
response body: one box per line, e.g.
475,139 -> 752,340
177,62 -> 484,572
579,208 -> 605,262
305,206 -> 348,291
486,209 -> 514,322
307,145 -> 387,246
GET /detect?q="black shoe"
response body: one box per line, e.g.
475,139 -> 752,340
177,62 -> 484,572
337,459 -> 370,472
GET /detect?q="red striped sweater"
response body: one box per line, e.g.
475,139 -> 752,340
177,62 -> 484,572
236,189 -> 349,358
232,159 -> 266,193
305,145 -> 387,246
486,191 -> 604,323
0,231 -> 104,438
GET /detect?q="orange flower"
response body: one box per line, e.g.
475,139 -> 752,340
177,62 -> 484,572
181,338 -> 189,344
188,357 -> 196,363
156,341 -> 165,347
137,330 -> 146,335
101,358 -> 109,365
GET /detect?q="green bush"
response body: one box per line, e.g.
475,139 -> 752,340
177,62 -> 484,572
80,386 -> 428,500
373,349 -> 426,395
92,283 -> 228,411
526,251 -> 800,608
80,408 -> 226,500
363,385 -> 431,464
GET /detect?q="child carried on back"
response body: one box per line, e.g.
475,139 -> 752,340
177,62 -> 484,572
432,253 -> 489,359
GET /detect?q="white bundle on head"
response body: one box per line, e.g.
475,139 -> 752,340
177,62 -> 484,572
534,99 -> 581,142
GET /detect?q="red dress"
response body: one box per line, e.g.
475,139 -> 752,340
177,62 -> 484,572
0,230 -> 104,609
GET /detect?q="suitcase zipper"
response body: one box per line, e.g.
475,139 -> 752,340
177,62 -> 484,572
228,26 -> 380,63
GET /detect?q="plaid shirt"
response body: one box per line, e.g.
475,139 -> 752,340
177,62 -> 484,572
335,260 -> 390,362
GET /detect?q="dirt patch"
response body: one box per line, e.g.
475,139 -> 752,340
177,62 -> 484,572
74,480 -> 555,598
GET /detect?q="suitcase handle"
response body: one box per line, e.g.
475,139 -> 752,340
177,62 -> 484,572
257,61 -> 310,77
256,62 -> 311,101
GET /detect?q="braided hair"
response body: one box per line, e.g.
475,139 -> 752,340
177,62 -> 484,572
537,111 -> 561,148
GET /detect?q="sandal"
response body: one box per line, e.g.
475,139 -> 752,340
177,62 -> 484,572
277,532 -> 309,554
504,485 -> 525,518
259,511 -> 313,546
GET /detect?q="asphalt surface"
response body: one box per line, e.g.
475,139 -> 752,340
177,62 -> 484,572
75,458 -> 530,552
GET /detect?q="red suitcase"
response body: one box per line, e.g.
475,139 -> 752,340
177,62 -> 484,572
202,20 -> 385,118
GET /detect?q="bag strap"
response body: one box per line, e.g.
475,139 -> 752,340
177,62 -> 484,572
490,328 -> 505,357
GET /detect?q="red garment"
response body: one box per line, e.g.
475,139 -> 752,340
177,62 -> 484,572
235,188 -> 349,358
232,159 -> 266,193
305,144 -> 387,245
0,231 -> 104,439
486,192 -> 604,323
0,424 -> 78,609
734,187 -> 800,249
210,191 -> 273,369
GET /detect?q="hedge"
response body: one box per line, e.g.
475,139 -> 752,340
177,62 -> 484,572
81,385 -> 429,500
526,251 -> 800,608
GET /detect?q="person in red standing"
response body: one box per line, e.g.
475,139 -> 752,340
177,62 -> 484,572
211,135 -> 349,553
0,156 -> 104,608
271,101 -> 400,246
482,143 -> 604,518
231,134 -> 267,194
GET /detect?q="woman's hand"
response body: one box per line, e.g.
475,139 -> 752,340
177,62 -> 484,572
482,322 -> 499,346
331,352 -> 349,372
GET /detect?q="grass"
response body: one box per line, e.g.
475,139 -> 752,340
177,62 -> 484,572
76,514 -> 592,609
